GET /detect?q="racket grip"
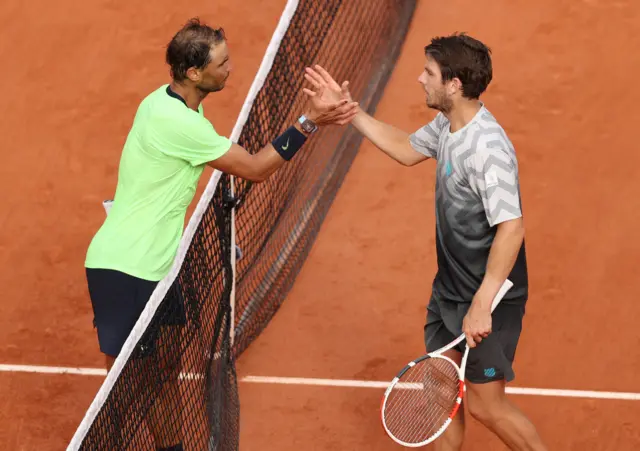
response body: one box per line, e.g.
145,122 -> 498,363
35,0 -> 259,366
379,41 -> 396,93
490,279 -> 514,312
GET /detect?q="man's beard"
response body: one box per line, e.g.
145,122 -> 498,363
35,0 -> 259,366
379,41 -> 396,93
426,90 -> 453,114
196,80 -> 224,93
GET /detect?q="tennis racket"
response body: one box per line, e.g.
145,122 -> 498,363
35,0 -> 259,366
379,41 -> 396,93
380,279 -> 514,447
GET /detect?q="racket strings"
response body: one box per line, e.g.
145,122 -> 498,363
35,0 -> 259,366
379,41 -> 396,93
384,357 -> 460,444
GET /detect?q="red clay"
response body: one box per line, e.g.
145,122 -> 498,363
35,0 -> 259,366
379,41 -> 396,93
2,0 -> 640,449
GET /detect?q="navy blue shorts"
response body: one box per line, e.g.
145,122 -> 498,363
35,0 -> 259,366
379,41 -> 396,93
86,268 -> 185,358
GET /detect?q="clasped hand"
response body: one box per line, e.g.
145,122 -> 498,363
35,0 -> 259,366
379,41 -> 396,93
462,294 -> 493,349
301,65 -> 359,126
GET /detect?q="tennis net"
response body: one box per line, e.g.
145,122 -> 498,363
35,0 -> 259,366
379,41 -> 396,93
68,1 -> 416,449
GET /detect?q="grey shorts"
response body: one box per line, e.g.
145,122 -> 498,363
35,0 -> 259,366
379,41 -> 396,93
424,295 -> 525,384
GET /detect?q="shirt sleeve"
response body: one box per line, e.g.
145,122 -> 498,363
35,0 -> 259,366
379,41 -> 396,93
409,112 -> 446,159
467,147 -> 523,227
150,112 -> 232,167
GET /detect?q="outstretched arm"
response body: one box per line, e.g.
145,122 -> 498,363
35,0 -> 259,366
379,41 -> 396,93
304,65 -> 431,167
208,84 -> 358,182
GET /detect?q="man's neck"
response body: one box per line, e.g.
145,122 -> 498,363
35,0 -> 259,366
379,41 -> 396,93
444,99 -> 483,133
169,81 -> 208,112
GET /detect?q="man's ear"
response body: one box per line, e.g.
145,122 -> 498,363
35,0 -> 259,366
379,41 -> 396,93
186,67 -> 201,83
449,77 -> 463,96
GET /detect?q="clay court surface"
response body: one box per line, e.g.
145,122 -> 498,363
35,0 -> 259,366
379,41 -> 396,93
1,0 -> 640,449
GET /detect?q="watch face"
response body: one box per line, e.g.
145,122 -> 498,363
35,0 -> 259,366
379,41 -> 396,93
301,119 -> 317,133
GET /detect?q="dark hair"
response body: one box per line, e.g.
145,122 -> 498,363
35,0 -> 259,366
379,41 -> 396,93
424,33 -> 492,99
166,18 -> 226,82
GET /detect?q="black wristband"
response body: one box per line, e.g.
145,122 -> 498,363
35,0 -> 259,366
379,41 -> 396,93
272,125 -> 308,161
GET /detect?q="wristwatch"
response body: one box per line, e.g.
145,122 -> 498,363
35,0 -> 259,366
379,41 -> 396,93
298,115 -> 318,134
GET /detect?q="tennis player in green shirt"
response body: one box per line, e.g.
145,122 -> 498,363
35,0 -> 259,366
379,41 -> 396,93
84,18 -> 356,451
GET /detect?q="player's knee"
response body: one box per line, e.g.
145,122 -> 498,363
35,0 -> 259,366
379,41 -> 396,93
465,386 -> 506,426
435,404 -> 465,451
466,398 -> 495,425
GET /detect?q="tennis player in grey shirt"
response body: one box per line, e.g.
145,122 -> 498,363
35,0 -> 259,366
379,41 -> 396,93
304,33 -> 547,451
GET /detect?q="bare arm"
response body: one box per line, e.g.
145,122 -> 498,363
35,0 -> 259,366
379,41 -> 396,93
472,217 -> 525,309
304,65 -> 430,167
351,108 -> 430,167
207,122 -> 310,182
462,217 -> 525,348
208,90 -> 358,182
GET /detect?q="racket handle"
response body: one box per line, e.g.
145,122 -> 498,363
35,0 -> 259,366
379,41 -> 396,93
490,279 -> 513,312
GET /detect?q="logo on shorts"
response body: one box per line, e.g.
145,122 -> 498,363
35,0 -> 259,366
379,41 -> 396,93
484,367 -> 496,378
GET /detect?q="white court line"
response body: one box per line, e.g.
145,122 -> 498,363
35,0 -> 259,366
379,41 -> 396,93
2,364 -> 639,401
0,364 -> 207,380
0,364 -> 107,376
242,376 -> 640,401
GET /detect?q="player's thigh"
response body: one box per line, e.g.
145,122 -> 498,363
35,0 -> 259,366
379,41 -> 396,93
465,302 -> 525,384
424,297 -> 463,364
86,268 -> 158,358
135,280 -> 186,368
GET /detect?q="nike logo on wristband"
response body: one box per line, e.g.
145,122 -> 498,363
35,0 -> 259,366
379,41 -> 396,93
282,138 -> 290,151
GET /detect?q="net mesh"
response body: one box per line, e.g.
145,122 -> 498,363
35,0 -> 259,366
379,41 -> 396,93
231,0 -> 416,357
69,1 -> 416,449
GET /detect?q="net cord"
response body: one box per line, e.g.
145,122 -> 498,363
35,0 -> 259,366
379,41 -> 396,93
67,2 -> 300,448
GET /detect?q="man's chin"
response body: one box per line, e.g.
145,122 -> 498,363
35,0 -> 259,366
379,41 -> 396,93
198,83 -> 225,94
426,100 -> 440,110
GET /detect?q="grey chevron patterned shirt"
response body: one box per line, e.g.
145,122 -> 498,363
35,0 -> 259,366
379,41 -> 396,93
410,104 -> 528,304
